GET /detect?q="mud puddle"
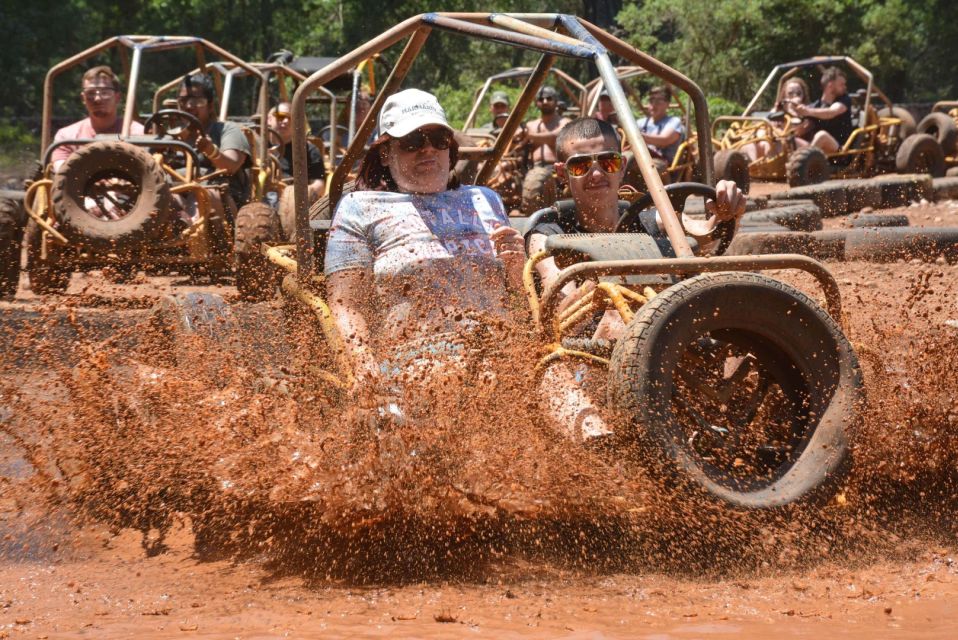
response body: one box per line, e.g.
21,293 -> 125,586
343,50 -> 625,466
2,236 -> 958,637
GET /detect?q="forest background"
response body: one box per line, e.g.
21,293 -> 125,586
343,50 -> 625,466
2,0 -> 957,167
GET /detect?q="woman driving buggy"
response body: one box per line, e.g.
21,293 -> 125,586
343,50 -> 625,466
742,77 -> 812,161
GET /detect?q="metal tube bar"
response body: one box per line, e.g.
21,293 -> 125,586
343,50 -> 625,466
475,53 -> 555,186
488,13 -> 585,47
539,254 -> 843,327
121,47 -> 143,137
422,14 -> 596,59
281,274 -> 353,383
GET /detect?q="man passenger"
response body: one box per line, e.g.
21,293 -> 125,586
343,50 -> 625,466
636,85 -> 685,165
51,65 -> 144,171
794,67 -> 852,153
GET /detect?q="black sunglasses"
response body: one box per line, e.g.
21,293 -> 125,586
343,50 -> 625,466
396,128 -> 453,152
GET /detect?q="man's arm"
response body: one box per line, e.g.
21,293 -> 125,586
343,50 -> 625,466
795,101 -> 847,121
641,119 -> 682,148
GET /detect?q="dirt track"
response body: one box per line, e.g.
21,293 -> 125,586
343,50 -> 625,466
1,198 -> 958,638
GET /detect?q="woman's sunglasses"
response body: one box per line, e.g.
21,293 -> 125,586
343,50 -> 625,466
396,128 -> 454,152
564,151 -> 624,178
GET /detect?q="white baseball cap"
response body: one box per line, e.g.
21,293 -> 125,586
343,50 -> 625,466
377,89 -> 452,140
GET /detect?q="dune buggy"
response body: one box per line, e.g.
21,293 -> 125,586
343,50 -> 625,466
714,56 -> 943,187
19,36 -> 270,295
235,13 -> 862,510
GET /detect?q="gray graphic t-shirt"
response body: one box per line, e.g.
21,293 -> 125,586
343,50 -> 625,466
324,186 -> 511,344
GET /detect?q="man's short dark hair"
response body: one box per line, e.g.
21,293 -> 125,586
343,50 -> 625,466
179,72 -> 216,102
648,85 -> 672,102
821,67 -> 846,87
555,117 -> 620,161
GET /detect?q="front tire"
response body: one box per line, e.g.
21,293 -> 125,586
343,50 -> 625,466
608,272 -> 863,509
234,202 -> 280,302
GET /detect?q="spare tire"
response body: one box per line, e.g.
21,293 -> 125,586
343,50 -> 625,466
714,149 -> 751,194
917,112 -> 958,156
51,140 -> 171,253
895,133 -> 945,177
308,180 -> 357,225
0,198 -> 24,299
607,272 -> 862,509
234,202 -> 281,302
786,147 -> 829,187
878,106 -> 917,138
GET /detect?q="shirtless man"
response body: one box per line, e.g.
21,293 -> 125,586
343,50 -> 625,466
51,66 -> 144,171
793,67 -> 853,153
520,85 -> 571,214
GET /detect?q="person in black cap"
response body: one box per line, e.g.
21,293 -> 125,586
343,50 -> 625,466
592,88 -> 619,127
520,85 -> 571,214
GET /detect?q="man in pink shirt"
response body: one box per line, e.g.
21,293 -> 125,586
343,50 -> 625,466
51,66 -> 143,170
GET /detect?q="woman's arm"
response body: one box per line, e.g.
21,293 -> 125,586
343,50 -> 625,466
326,268 -> 380,392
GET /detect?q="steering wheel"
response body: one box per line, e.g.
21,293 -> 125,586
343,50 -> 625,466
143,109 -> 203,141
615,182 -> 737,255
267,127 -> 286,161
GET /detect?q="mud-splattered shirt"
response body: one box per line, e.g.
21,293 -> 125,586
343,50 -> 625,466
324,186 -> 511,344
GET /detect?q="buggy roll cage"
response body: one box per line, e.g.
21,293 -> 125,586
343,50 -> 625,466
461,67 -> 588,130
289,12 -> 716,276
40,35 -> 269,167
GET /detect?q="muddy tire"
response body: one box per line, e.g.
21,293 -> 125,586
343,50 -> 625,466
0,198 -> 24,299
895,133 -> 945,177
608,272 -> 862,509
772,182 -> 848,217
879,106 -> 917,138
234,202 -> 280,302
875,174 -> 934,207
713,149 -> 750,194
844,227 -> 958,263
932,176 -> 958,201
51,140 -> 171,253
917,112 -> 958,156
786,147 -> 829,187
25,219 -> 70,295
743,202 -> 822,232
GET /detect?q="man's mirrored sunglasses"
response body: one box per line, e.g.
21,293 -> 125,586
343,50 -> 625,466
564,151 -> 624,178
396,128 -> 453,152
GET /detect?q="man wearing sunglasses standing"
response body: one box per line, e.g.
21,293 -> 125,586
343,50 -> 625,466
51,66 -> 144,171
175,73 -> 251,209
520,85 -> 571,214
524,117 -> 746,444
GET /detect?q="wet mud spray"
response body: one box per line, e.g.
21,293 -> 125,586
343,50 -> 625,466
1,259 -> 957,636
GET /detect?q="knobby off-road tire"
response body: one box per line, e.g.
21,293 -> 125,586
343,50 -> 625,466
878,106 -> 917,138
25,219 -> 70,295
0,198 -> 24,299
234,202 -> 281,302
51,140 -> 171,253
895,133 -> 945,178
608,272 -> 863,509
713,149 -> 751,195
786,147 -> 829,187
917,112 -> 958,156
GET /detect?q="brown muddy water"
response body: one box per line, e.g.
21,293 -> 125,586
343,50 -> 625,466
1,205 -> 958,638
